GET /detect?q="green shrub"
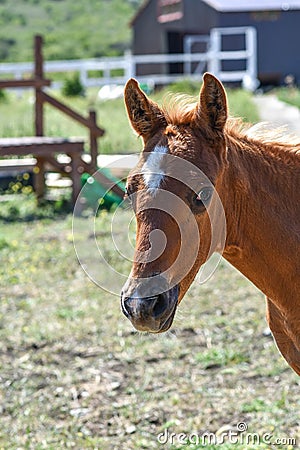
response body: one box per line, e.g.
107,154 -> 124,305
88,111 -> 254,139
61,73 -> 84,97
0,89 -> 7,102
166,79 -> 201,95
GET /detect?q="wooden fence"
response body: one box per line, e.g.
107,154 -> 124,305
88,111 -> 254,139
0,27 -> 258,91
0,36 -> 124,206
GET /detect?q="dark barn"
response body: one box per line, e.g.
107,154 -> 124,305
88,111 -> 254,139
131,0 -> 300,85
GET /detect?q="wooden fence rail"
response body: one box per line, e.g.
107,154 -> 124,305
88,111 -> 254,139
0,35 -> 108,206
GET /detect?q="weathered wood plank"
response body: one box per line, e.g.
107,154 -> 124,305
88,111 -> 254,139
0,79 -> 51,88
0,137 -> 85,156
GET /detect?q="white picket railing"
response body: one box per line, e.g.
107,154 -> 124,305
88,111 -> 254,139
0,27 -> 258,91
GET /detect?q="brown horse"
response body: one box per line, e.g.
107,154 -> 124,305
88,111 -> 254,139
121,73 -> 300,375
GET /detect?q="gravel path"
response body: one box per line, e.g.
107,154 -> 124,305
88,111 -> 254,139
253,94 -> 300,137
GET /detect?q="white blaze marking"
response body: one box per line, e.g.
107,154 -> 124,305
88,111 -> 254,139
141,145 -> 168,193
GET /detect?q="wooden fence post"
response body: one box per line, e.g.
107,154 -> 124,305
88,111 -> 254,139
34,35 -> 45,201
34,35 -> 44,136
89,110 -> 98,172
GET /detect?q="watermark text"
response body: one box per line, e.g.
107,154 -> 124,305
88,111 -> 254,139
157,423 -> 297,447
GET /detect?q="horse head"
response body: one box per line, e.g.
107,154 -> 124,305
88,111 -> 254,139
121,73 -> 228,333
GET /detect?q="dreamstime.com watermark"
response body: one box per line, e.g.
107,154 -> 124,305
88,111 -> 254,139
157,423 -> 297,447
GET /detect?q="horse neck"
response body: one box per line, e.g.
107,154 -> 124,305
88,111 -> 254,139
221,133 -> 300,310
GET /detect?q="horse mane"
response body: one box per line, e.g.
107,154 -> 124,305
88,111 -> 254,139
243,122 -> 300,147
227,118 -> 300,163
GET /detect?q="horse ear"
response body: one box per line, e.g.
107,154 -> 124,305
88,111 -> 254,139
196,73 -> 228,132
124,78 -> 166,138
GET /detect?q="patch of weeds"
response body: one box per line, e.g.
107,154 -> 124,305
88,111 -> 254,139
5,173 -> 33,194
241,398 -> 267,413
56,307 -> 85,321
0,89 -> 8,102
0,194 -> 72,222
0,237 -> 11,250
195,347 -> 249,369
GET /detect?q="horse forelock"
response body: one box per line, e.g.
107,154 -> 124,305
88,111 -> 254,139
162,94 -> 197,125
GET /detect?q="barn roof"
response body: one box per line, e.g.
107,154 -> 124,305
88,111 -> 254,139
131,0 -> 300,26
203,0 -> 300,12
130,0 -> 151,26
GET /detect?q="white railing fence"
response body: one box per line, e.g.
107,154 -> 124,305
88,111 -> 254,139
0,27 -> 258,92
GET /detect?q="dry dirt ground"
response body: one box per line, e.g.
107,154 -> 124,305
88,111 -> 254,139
0,213 -> 299,449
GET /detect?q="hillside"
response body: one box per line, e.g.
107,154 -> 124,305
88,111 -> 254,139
0,0 -> 143,62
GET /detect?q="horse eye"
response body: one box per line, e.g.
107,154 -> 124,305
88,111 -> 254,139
124,186 -> 131,199
194,187 -> 213,207
124,185 -> 134,204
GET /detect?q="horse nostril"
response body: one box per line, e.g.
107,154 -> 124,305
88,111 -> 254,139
121,284 -> 179,332
122,296 -> 135,318
122,293 -> 168,320
152,294 -> 167,319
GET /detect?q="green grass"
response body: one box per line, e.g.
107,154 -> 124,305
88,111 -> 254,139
226,87 -> 260,122
276,87 -> 300,109
0,195 -> 299,449
195,347 -> 250,369
0,0 -> 143,62
0,82 -> 259,155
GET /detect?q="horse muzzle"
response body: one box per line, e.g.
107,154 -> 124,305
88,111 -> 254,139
121,280 -> 179,333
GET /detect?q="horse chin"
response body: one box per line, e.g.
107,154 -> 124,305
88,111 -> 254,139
132,303 -> 177,334
148,284 -> 179,333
